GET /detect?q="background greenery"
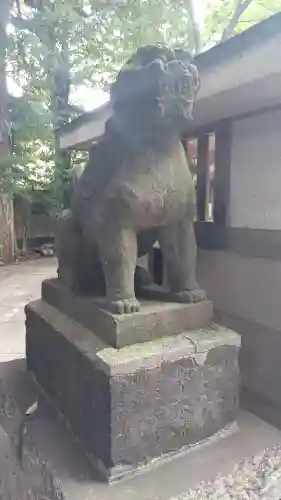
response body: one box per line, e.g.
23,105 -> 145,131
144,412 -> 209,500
0,0 -> 280,260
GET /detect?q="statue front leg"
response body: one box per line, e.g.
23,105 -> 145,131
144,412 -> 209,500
96,225 -> 140,314
159,214 -> 206,303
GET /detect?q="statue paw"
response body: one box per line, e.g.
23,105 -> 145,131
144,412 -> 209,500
171,288 -> 206,304
97,297 -> 141,314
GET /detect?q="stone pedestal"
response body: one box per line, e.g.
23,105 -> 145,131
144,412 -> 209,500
41,279 -> 214,348
25,279 -> 240,482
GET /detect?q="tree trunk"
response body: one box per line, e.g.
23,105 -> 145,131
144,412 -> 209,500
52,32 -> 72,209
14,194 -> 32,254
0,193 -> 16,263
0,0 -> 16,263
184,0 -> 203,54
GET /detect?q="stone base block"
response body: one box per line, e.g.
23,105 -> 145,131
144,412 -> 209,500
41,278 -> 213,348
1,361 -> 280,500
26,299 -> 240,482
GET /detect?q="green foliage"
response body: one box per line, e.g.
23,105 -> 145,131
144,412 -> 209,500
3,0 -> 280,211
4,0 -> 196,210
204,0 -> 281,46
234,0 -> 281,33
79,0 -> 194,85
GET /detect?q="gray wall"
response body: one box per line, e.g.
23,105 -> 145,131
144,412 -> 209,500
197,250 -> 281,332
229,109 -> 281,229
197,248 -> 281,427
196,109 -> 281,426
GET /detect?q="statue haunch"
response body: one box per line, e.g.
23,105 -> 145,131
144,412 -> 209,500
56,44 -> 206,314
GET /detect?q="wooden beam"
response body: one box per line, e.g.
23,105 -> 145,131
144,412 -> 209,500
196,134 -> 210,221
213,120 -> 232,225
195,221 -> 281,261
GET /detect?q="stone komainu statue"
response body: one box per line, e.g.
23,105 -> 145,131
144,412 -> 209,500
56,44 -> 206,314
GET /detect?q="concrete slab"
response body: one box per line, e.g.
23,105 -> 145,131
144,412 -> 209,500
0,359 -> 281,500
0,258 -> 56,361
0,323 -> 25,355
0,424 -> 34,500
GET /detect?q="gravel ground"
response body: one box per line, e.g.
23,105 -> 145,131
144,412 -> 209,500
171,444 -> 281,500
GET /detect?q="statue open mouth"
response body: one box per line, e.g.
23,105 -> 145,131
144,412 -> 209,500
110,44 -> 200,126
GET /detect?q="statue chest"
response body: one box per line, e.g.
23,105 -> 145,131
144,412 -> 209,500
110,153 -> 195,227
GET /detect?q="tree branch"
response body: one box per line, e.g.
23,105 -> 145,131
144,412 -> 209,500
183,0 -> 203,54
15,0 -> 28,65
221,0 -> 253,42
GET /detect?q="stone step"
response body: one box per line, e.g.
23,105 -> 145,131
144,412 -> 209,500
0,359 -> 281,500
41,278 -> 213,348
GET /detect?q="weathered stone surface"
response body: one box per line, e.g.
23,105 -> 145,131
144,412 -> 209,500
110,347 -> 239,474
26,299 -> 240,481
42,278 -> 213,348
0,360 -> 280,500
56,45 -> 206,315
